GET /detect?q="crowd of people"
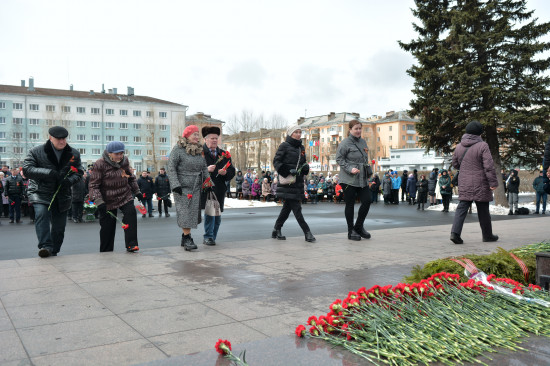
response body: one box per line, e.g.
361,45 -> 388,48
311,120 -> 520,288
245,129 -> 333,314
2,121 -> 550,256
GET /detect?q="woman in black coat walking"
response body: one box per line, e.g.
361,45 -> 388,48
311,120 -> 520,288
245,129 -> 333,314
272,126 -> 315,242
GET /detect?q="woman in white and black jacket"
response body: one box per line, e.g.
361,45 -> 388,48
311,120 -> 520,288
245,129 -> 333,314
336,119 -> 373,241
272,126 -> 315,242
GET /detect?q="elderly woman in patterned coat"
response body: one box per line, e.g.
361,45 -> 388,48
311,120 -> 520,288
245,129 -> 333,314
167,125 -> 209,251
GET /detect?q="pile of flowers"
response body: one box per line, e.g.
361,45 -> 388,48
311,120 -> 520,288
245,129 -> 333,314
295,272 -> 550,365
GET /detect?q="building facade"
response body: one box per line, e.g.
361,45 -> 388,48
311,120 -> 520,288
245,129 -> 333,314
186,112 -> 224,143
0,78 -> 187,173
377,148 -> 451,172
222,129 -> 286,172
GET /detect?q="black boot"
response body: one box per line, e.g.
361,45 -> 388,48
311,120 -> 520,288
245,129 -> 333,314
271,229 -> 286,240
421,203 -> 425,211
348,229 -> 361,241
354,227 -> 371,239
181,234 -> 197,251
508,210 -> 513,215
450,232 -> 464,244
304,231 -> 316,242
482,234 -> 499,242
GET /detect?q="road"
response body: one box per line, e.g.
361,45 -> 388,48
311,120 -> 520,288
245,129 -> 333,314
0,195 -> 540,260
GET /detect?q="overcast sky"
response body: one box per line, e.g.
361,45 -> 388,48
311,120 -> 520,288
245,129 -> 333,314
1,0 -> 549,125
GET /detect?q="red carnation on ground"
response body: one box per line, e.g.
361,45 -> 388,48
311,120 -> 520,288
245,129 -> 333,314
187,194 -> 193,199
214,339 -> 232,355
295,324 -> 306,337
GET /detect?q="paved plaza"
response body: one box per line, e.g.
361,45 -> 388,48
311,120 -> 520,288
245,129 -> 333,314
0,216 -> 549,365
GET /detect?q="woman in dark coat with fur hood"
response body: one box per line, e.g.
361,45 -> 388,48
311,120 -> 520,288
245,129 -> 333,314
272,126 -> 315,242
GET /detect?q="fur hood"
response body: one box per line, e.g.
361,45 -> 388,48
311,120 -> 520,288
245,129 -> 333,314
177,137 -> 203,156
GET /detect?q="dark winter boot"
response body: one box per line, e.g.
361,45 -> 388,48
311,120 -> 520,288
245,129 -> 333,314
304,231 -> 316,242
272,229 -> 286,240
450,232 -> 464,244
181,234 -> 197,251
348,229 -> 361,241
421,203 -> 425,211
354,226 -> 371,239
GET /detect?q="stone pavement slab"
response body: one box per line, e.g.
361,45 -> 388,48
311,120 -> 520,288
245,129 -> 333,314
0,216 -> 548,365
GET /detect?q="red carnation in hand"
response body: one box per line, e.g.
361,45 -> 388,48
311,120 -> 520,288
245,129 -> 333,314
157,197 -> 161,201
70,166 -> 78,173
187,194 -> 193,199
224,151 -> 231,159
295,324 -> 306,337
142,193 -> 146,198
214,339 -> 232,355
11,201 -> 15,206
122,224 -> 129,230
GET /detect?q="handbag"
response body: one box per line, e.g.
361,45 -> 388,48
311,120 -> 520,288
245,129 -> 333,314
350,140 -> 373,178
205,191 -> 221,216
277,146 -> 301,186
452,142 -> 478,187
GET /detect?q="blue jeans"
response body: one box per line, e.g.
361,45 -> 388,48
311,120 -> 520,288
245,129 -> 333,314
204,213 -> 221,240
34,203 -> 68,254
536,192 -> 547,213
8,195 -> 22,221
142,197 -> 153,214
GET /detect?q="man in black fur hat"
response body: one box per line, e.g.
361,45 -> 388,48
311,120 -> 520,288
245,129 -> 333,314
200,126 -> 235,246
23,126 -> 83,257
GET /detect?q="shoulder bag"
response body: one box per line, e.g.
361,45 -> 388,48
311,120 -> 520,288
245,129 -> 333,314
278,146 -> 301,186
452,142 -> 478,187
350,140 -> 373,178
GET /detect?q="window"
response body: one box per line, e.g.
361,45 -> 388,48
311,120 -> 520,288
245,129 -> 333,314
91,107 -> 100,115
402,125 -> 406,130
91,135 -> 100,141
389,126 -> 392,131
120,136 -> 128,142
105,109 -> 114,115
120,123 -> 128,129
29,104 -> 39,111
0,132 -> 5,139
13,132 -> 23,139
159,137 -> 167,143
77,134 -> 86,141
46,105 -> 55,112
146,137 -> 153,143
402,135 -> 405,140
146,124 -> 154,130
105,122 -> 114,129
91,121 -> 100,128
13,117 -> 23,125
77,107 -> 85,114
46,119 -> 55,126
0,102 -> 5,109
146,111 -> 152,117
79,148 -> 86,155
377,137 -> 380,142
106,135 -> 115,142
61,120 -> 71,127
29,118 -> 39,125
134,150 -> 142,156
377,146 -> 380,151
30,133 -> 40,140
407,124 -> 415,131
159,111 -> 167,118
416,136 -> 419,141
0,146 -> 5,152
146,150 -> 153,156
160,149 -> 168,156
134,123 -> 141,129
389,136 -> 393,141
77,121 -> 86,127
14,147 -> 24,154
13,103 -> 23,110
160,125 -> 167,131
0,117 -> 5,124
134,136 -> 141,142
92,148 -> 101,155
133,110 -> 141,117
377,127 -> 380,132
63,106 -> 71,113
120,109 -> 128,116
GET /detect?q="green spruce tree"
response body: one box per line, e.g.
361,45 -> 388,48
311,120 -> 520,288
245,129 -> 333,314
400,0 -> 550,206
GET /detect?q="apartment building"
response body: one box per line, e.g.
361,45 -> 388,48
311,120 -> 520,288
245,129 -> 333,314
0,78 -> 187,172
222,129 -> 286,172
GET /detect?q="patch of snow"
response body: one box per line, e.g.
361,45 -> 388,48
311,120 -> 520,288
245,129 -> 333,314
223,198 -> 279,209
426,202 -> 541,215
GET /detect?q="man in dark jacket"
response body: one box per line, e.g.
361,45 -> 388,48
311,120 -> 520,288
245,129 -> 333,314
201,126 -> 235,246
400,170 -> 408,201
137,171 -> 155,217
5,168 -> 24,223
155,168 -> 171,217
23,126 -> 83,258
450,120 -> 499,244
428,168 -> 438,206
532,170 -> 547,214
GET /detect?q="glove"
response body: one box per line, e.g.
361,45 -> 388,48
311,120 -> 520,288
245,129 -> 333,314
172,187 -> 183,196
97,203 -> 107,216
289,169 -> 298,176
135,193 -> 143,200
